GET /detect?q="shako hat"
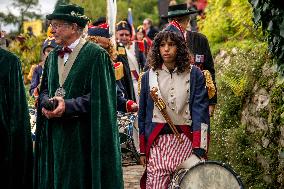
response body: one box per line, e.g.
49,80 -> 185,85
42,36 -> 57,52
116,20 -> 132,36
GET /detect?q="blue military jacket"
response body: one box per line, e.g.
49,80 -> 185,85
138,65 -> 210,157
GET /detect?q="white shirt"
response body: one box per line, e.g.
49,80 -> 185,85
64,38 -> 80,63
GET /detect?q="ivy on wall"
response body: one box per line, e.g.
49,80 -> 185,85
249,0 -> 284,76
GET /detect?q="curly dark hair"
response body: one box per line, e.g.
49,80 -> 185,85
87,36 -> 117,61
147,31 -> 192,73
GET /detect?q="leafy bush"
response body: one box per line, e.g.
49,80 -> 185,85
199,0 -> 263,55
249,0 -> 284,76
210,41 -> 284,188
8,34 -> 46,84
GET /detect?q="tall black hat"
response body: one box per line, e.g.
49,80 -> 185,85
161,3 -> 199,19
92,17 -> 107,26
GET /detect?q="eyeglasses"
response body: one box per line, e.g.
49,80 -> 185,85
119,33 -> 130,37
50,22 -> 70,29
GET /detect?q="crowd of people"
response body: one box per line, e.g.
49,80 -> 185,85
0,2 -> 216,189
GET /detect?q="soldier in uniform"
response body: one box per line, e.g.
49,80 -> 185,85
138,30 -> 210,188
135,25 -> 152,58
87,19 -> 138,112
29,37 -> 57,97
116,20 -> 146,102
162,3 -> 217,116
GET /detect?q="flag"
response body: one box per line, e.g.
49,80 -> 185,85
127,8 -> 136,41
107,0 -> 117,46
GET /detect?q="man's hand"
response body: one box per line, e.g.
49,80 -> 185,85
42,96 -> 65,119
131,102 -> 139,112
209,105 -> 216,117
140,155 -> 146,167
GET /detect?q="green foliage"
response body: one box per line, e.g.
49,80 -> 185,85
25,84 -> 35,107
8,34 -> 45,84
222,74 -> 248,97
249,0 -> 284,76
199,0 -> 263,54
210,42 -> 284,188
70,0 -> 159,27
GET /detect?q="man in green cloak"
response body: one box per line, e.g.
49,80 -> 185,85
0,48 -> 33,188
34,3 -> 124,189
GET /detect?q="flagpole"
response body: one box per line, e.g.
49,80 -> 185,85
107,0 -> 117,49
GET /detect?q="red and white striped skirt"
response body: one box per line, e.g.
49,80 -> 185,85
146,133 -> 192,189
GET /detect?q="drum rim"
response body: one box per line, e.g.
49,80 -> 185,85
186,160 -> 244,188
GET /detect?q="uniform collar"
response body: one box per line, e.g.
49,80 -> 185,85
161,64 -> 177,73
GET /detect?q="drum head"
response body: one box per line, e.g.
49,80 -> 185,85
178,161 -> 243,189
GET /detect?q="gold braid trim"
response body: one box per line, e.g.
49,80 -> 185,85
114,62 -> 124,80
203,70 -> 216,99
138,71 -> 145,96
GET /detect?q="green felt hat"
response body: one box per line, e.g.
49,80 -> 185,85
46,4 -> 89,27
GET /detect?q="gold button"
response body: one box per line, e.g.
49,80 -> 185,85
171,100 -> 174,104
171,94 -> 174,97
185,110 -> 188,114
187,89 -> 189,93
186,80 -> 189,83
171,108 -> 175,111
171,88 -> 174,90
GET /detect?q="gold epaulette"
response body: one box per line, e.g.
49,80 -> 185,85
114,62 -> 124,80
138,71 -> 145,96
117,46 -> 126,55
203,70 -> 216,99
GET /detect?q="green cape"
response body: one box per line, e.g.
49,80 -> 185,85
0,48 -> 33,188
34,42 -> 123,189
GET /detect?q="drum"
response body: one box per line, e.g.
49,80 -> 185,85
169,161 -> 244,189
117,111 -> 140,165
